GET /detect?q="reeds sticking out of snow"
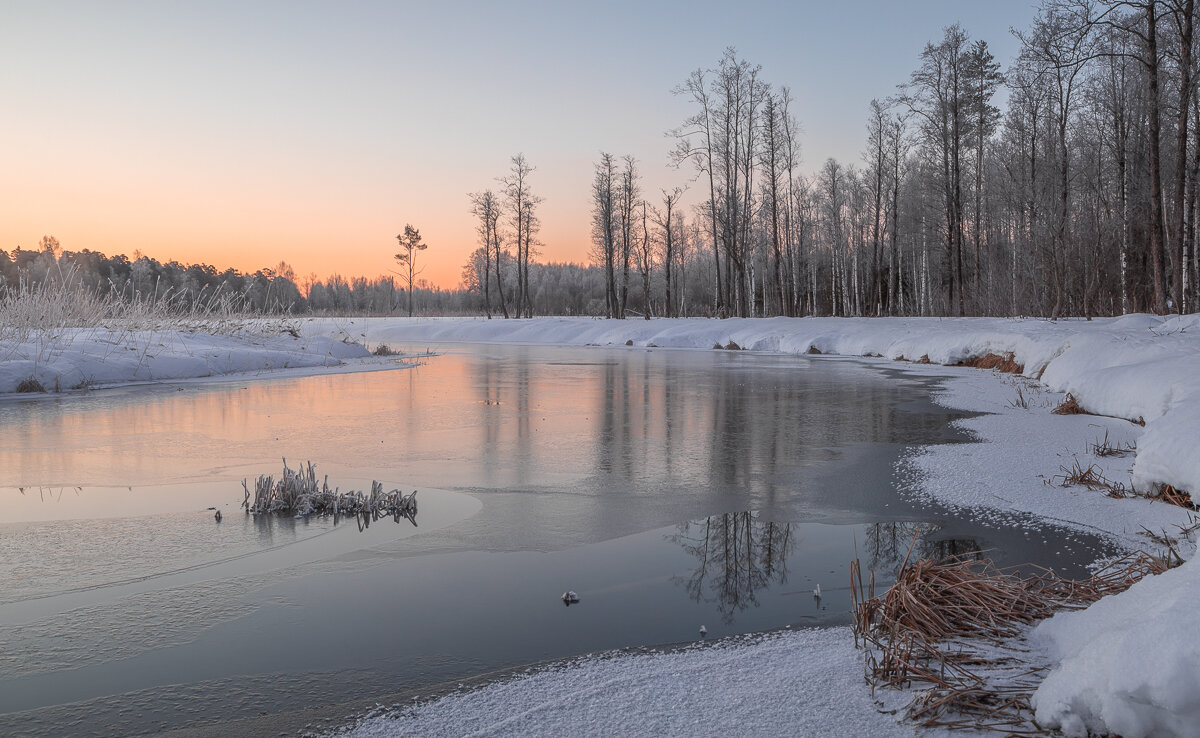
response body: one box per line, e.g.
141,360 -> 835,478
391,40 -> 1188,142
1,266 -> 297,348
1,267 -> 303,391
851,542 -> 1168,732
241,458 -> 418,529
1052,458 -> 1129,497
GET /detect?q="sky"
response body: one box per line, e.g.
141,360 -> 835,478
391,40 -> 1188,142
2,1 -> 1039,289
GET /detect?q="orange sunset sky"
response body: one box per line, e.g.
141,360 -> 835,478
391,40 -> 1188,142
3,1 -> 1029,289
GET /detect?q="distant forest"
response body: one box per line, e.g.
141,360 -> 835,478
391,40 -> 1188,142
8,1 -> 1200,319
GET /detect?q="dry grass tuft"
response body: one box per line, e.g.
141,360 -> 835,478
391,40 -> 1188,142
15,378 -> 45,393
1008,386 -> 1030,409
1051,393 -> 1087,415
1149,483 -> 1195,509
956,353 -> 1024,374
1088,429 -> 1135,458
852,545 -> 1169,732
916,354 -> 932,364
1052,458 -> 1129,497
807,345 -> 823,355
372,343 -> 400,356
724,340 -> 741,351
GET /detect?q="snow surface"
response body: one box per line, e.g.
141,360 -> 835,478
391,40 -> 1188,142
0,326 -> 372,394
300,315 -> 1200,738
327,627 -> 948,738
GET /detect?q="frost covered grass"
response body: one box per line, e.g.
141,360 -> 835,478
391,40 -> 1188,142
0,277 -> 373,394
243,459 -> 417,529
0,269 -> 262,343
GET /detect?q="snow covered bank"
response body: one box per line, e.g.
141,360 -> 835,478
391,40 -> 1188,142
1031,559 -> 1200,738
0,327 -> 372,394
303,314 -> 1200,737
328,626 -> 950,738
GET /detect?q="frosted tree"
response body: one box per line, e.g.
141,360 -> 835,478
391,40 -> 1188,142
393,224 -> 428,318
500,154 -> 542,318
470,189 -> 506,318
591,153 -> 619,318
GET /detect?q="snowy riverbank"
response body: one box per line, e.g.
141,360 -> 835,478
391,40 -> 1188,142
300,315 -> 1200,738
0,325 -> 373,395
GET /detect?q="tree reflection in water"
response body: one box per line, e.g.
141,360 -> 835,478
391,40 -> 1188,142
863,521 -> 983,576
668,512 -> 794,623
668,517 -> 984,624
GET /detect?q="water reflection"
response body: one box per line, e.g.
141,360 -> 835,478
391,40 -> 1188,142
668,513 -> 795,623
862,521 -> 984,576
666,516 -> 988,624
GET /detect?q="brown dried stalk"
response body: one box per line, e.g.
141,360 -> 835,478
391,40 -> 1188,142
1051,393 -> 1087,415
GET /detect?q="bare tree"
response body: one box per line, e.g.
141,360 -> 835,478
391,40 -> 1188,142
652,187 -> 686,318
500,154 -> 542,318
470,189 -> 506,318
591,153 -> 619,318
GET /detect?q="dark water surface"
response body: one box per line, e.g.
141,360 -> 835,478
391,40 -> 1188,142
0,344 -> 1119,736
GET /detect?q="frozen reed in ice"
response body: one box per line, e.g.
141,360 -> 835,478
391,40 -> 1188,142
242,458 -> 418,529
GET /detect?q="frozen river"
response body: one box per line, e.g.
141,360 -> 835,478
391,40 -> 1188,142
0,344 -> 1119,736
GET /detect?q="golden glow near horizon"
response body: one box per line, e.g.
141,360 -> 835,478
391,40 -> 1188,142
2,1 -> 1029,290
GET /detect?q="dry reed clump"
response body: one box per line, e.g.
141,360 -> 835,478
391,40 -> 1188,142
851,545 -> 1169,732
15,378 -> 45,393
916,354 -> 932,364
807,345 -> 823,355
1088,429 -> 1135,458
1149,483 -> 1196,510
1051,393 -> 1087,415
242,458 -> 418,530
955,352 -> 1025,374
1008,385 -> 1030,409
372,343 -> 400,356
1052,458 -> 1129,498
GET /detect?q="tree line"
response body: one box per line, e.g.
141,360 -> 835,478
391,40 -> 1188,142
461,0 -> 1200,319
0,236 -> 478,316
